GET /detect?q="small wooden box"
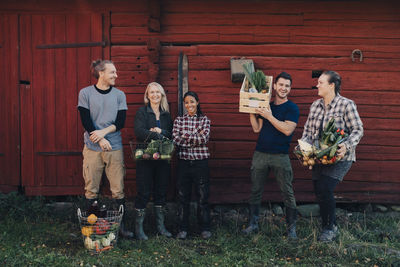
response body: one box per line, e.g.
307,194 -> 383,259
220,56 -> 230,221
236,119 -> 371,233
239,76 -> 273,114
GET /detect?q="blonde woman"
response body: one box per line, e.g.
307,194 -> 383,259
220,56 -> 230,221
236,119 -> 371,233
133,82 -> 173,240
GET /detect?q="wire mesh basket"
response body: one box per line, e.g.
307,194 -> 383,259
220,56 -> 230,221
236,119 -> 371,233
77,205 -> 123,253
129,134 -> 174,161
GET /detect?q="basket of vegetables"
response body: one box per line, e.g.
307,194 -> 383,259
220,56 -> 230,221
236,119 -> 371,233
130,136 -> 175,161
294,117 -> 348,169
77,205 -> 123,253
239,62 -> 273,114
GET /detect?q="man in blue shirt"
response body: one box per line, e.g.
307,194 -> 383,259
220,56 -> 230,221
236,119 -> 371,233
243,72 -> 300,240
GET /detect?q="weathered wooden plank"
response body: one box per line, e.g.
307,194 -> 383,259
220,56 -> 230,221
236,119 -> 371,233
200,112 -> 317,128
210,179 -> 400,195
290,35 -> 400,46
157,70 -> 400,91
0,0 -> 148,12
303,12 -> 400,21
162,13 -> 304,26
111,26 -> 159,44
111,13 -> 148,27
20,14 -> 35,187
158,33 -> 224,44
205,159 -> 400,183
210,126 -> 400,147
0,14 -> 20,188
303,20 -> 400,29
117,71 -> 150,86
209,141 -> 400,161
154,24 -> 400,40
54,15 -> 69,185
162,1 -> 400,14
111,45 -> 149,57
196,44 -> 400,59
160,55 -> 400,72
187,85 -> 400,107
160,46 -> 198,56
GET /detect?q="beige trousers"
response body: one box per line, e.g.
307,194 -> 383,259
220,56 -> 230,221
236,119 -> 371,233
82,145 -> 125,199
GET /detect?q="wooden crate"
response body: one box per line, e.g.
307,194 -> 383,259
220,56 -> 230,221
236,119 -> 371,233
239,76 -> 273,114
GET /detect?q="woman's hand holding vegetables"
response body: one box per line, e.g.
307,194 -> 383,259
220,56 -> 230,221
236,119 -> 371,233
336,143 -> 346,159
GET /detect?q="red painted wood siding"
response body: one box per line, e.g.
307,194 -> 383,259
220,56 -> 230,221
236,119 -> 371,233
19,13 -> 105,195
110,0 -> 400,203
0,15 -> 20,193
0,0 -> 399,203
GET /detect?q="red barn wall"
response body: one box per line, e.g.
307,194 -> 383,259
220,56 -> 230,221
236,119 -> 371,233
0,0 -> 399,203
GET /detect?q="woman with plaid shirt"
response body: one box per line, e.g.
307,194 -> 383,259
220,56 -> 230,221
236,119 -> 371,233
301,71 -> 363,242
173,91 -> 212,240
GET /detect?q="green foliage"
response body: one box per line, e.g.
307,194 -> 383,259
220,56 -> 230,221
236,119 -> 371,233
0,192 -> 51,221
251,70 -> 267,92
242,63 -> 267,92
0,193 -> 399,266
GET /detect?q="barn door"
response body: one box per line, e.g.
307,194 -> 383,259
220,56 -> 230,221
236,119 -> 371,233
0,15 -> 20,192
19,14 -> 106,195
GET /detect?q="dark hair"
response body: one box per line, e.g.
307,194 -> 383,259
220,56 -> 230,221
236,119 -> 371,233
183,91 -> 203,116
275,72 -> 292,86
91,59 -> 114,79
322,70 -> 341,95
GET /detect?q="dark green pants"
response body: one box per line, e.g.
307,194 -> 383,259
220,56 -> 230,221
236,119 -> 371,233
249,151 -> 296,209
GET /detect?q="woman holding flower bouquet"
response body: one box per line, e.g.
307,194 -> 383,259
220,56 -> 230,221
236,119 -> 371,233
301,71 -> 363,242
173,91 -> 212,240
133,82 -> 173,240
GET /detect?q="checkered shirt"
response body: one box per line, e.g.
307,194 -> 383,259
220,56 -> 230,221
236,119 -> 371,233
173,114 -> 211,160
301,94 -> 363,161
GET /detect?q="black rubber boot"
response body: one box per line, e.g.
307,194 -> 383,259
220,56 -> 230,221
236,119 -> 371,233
135,208 -> 148,240
115,198 -> 134,239
242,204 -> 260,235
154,206 -> 172,237
286,207 -> 298,240
85,198 -> 98,211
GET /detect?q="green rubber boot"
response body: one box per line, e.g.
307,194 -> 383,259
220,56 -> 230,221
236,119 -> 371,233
135,208 -> 148,240
154,205 -> 172,237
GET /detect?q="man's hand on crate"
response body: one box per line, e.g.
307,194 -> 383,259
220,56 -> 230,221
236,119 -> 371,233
255,107 -> 272,120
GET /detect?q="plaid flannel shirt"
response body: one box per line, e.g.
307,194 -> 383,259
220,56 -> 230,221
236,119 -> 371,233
301,94 -> 363,161
172,114 -> 211,160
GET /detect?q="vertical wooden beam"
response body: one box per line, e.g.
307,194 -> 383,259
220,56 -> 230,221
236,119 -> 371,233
148,0 -> 161,32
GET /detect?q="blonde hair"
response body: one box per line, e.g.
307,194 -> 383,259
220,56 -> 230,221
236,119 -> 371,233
144,82 -> 170,112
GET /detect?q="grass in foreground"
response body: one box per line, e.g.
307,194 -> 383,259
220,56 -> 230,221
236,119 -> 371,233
1,192 -> 400,267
